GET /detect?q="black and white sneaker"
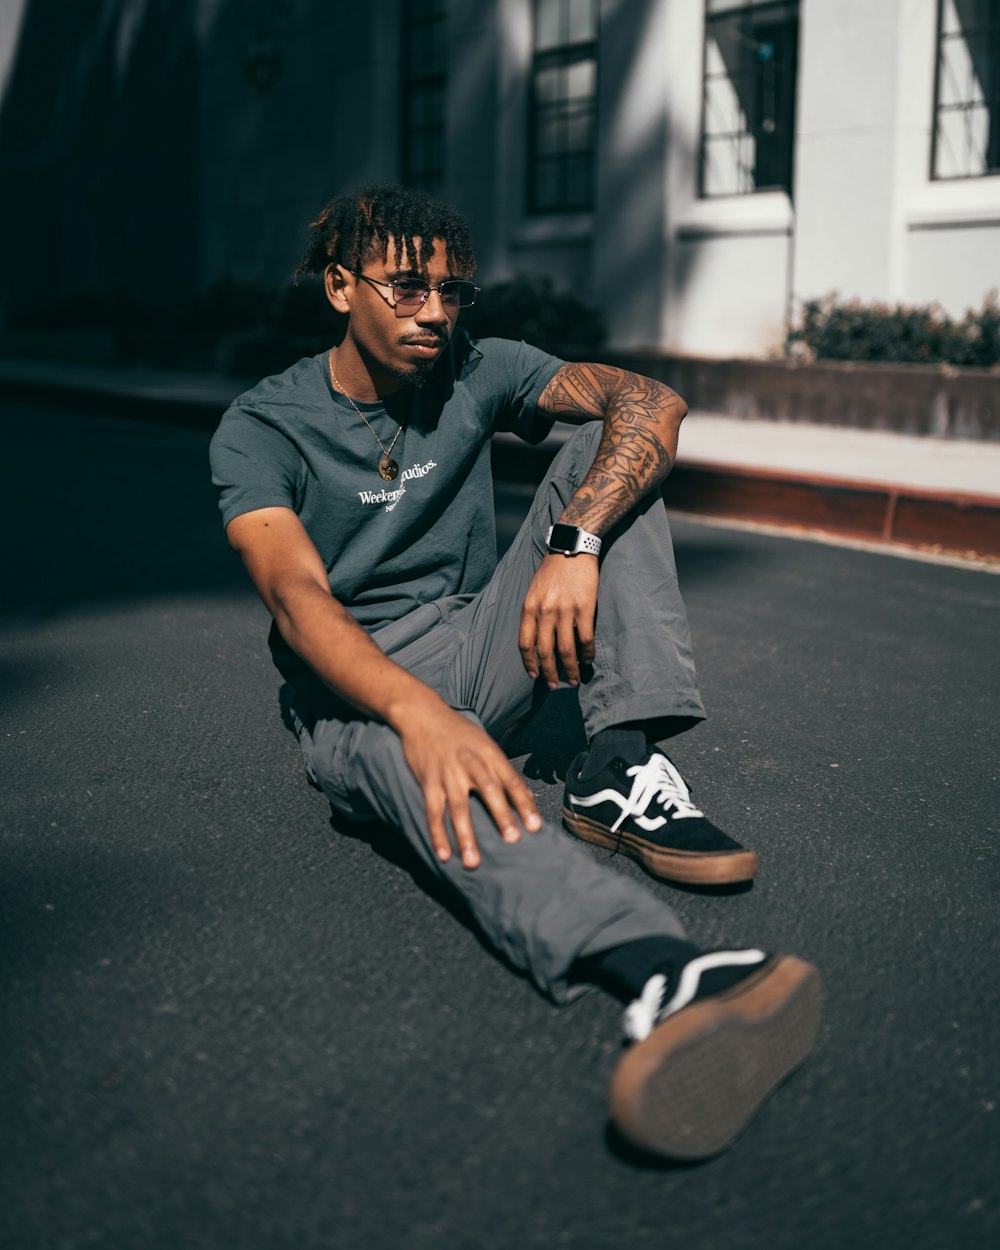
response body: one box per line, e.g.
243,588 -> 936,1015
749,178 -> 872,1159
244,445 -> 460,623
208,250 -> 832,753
562,750 -> 758,885
610,949 -> 822,1160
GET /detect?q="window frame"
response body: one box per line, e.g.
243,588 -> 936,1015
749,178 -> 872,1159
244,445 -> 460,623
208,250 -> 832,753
526,0 -> 600,215
930,0 -> 1000,181
400,0 -> 448,196
698,0 -> 800,200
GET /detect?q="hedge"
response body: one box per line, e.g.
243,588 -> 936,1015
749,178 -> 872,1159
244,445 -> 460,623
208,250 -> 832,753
786,291 -> 1000,368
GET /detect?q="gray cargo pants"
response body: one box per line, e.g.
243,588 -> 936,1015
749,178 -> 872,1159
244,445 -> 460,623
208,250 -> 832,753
287,424 -> 707,1003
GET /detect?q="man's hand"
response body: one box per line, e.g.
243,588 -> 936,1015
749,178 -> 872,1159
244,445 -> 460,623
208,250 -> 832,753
397,700 -> 542,869
519,553 -> 599,690
227,507 -> 541,871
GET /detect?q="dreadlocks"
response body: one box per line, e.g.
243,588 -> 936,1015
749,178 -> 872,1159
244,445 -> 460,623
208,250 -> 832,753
295,185 -> 476,282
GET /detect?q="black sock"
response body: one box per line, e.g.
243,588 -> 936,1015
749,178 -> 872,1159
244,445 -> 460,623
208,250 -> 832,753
580,725 -> 648,778
570,935 -> 702,1003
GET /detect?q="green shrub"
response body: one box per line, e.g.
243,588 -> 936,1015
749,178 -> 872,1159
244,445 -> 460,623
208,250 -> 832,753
787,291 -> 1000,368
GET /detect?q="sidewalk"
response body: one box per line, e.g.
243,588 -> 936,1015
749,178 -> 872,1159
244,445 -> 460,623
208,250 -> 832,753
668,413 -> 1000,562
3,355 -> 999,561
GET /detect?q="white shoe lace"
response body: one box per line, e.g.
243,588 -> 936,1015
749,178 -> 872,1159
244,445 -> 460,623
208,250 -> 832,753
623,973 -> 668,1042
609,753 -> 704,833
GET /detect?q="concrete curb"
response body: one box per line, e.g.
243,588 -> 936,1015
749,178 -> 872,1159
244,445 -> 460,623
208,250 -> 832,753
664,461 -> 1000,560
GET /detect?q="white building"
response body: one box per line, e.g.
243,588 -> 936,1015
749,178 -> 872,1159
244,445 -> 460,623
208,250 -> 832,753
3,0 -> 998,360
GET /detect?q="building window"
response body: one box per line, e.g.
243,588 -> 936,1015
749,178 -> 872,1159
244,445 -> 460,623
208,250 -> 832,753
528,0 -> 599,213
700,0 -> 799,198
932,0 -> 1000,179
401,0 -> 447,195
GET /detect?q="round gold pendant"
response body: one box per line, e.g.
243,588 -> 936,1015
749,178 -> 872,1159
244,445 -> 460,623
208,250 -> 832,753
378,456 -> 399,481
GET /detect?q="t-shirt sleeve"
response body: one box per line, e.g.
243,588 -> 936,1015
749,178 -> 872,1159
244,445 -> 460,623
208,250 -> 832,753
476,338 -> 564,445
209,405 -> 304,528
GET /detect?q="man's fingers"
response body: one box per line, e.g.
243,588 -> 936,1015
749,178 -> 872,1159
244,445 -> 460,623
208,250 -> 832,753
533,612 -> 560,689
424,786 -> 452,864
442,756 -> 543,870
460,753 -> 527,848
556,611 -> 582,686
576,620 -> 596,665
477,752 -> 543,839
442,779 -> 481,869
503,768 -> 542,833
518,608 -> 540,679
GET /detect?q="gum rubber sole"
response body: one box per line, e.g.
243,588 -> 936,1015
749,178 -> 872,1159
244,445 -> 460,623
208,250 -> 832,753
609,956 -> 822,1160
562,806 -> 759,885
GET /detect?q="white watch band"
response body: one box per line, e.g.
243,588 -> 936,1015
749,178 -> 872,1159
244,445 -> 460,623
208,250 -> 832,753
546,525 -> 603,556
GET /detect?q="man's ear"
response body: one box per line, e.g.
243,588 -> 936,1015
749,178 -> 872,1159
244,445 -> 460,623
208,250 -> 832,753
324,263 -> 352,314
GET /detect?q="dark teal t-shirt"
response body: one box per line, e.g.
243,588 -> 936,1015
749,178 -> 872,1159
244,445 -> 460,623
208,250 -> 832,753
210,331 -> 562,677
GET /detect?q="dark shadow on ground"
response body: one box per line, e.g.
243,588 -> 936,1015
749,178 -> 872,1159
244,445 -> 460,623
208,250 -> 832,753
0,398 -> 251,623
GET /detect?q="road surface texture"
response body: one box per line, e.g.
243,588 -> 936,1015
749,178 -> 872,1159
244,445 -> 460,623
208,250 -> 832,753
1,399 -> 997,1250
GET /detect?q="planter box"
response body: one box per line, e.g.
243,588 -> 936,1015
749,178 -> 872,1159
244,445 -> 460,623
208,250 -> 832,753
601,352 -> 1000,442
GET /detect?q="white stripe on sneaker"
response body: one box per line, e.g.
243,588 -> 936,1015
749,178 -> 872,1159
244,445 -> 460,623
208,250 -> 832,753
623,949 -> 767,1042
663,949 -> 767,1018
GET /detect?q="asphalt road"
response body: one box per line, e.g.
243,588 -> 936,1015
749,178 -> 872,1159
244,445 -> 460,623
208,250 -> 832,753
1,399 -> 997,1250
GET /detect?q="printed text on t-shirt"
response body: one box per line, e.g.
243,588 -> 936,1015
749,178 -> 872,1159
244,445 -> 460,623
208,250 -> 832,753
357,459 -> 438,512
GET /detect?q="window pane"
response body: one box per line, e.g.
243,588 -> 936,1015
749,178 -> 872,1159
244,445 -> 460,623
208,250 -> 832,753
534,160 -> 561,210
402,0 -> 446,189
943,0 -> 996,35
565,58 -> 596,99
935,106 -> 969,176
535,0 -> 562,51
967,102 -> 993,170
703,136 -> 739,196
536,113 -> 564,155
704,70 -> 745,136
565,107 -> 593,152
567,0 -> 597,43
932,0 -> 999,178
700,2 -> 799,197
529,1 -> 598,211
704,31 -> 728,78
709,16 -> 745,75
564,156 -> 590,207
535,64 -> 562,103
939,33 -> 977,104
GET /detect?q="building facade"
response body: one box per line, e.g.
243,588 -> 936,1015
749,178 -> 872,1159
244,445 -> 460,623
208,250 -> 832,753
2,0 -> 998,359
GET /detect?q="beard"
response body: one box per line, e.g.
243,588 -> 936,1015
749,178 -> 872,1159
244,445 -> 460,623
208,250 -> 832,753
354,334 -> 448,393
386,357 -> 439,389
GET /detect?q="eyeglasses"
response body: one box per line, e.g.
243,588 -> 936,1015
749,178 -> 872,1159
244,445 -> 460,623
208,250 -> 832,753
350,271 -> 480,311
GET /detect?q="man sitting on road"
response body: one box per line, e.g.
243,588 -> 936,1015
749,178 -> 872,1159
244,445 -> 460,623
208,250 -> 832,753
209,183 -> 821,1160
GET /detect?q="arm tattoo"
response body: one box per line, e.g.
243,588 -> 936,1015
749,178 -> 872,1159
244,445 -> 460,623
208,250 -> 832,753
538,363 -> 685,535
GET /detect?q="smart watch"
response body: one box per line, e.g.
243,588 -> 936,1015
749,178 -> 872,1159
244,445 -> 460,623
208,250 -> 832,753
546,523 -> 602,557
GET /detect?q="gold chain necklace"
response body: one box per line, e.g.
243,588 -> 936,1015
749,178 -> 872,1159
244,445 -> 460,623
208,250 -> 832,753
328,351 -> 407,481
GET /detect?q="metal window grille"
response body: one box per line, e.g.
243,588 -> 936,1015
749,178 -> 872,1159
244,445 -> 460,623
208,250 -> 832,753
528,0 -> 599,213
700,0 -> 799,198
932,0 -> 1000,179
401,0 -> 447,195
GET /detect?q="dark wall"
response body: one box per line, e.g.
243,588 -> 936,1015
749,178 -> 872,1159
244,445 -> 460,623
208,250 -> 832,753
0,0 -> 200,327
0,0 -> 409,331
